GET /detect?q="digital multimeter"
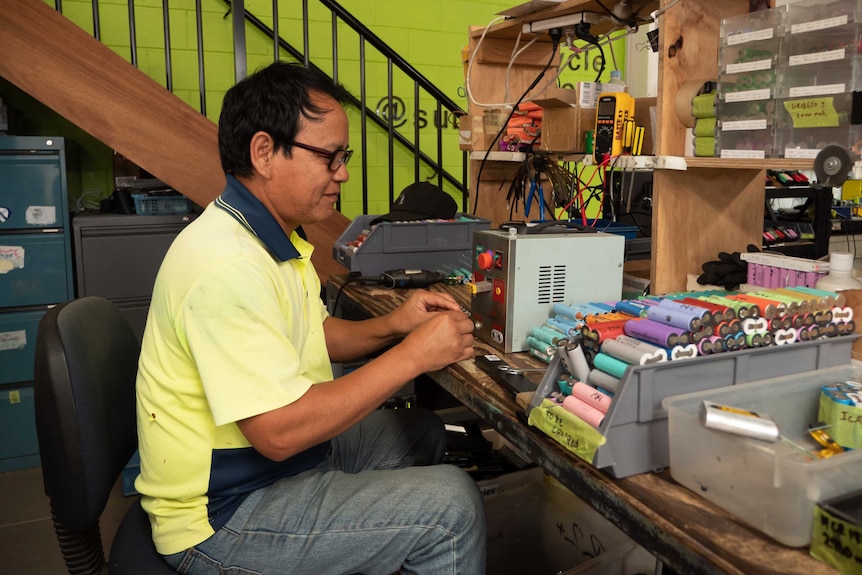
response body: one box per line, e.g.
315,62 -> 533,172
594,91 -> 636,162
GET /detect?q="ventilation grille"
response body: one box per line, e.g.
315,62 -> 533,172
536,264 -> 567,304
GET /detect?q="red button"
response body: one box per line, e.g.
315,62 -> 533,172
477,251 -> 494,270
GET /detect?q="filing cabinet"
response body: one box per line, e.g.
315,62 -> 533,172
0,135 -> 75,472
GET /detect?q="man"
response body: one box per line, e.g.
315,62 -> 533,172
135,61 -> 485,574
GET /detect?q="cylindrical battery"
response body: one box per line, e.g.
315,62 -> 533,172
588,368 -> 621,395
564,341 -> 591,382
624,318 -> 690,347
646,303 -> 701,332
658,298 -> 714,328
593,351 -> 630,379
601,335 -> 668,365
699,401 -> 779,442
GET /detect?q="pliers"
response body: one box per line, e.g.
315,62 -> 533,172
526,177 -> 546,221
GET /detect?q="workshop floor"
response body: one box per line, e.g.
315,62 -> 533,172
0,465 -> 134,575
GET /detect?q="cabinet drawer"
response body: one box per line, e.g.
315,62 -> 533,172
0,385 -> 40,472
0,154 -> 65,230
0,232 -> 73,307
0,309 -> 45,385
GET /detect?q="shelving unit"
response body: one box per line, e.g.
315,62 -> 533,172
465,0 -> 818,294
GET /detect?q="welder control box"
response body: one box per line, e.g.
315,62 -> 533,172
471,227 -> 625,353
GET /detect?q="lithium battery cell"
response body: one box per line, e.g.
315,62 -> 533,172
700,401 -> 780,442
646,302 -> 702,332
625,318 -> 690,347
588,368 -> 621,395
601,335 -> 668,365
658,298 -> 715,328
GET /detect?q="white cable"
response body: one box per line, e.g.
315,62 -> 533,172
652,0 -> 683,20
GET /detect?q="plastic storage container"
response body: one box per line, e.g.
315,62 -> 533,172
816,250 -> 862,290
662,364 -> 862,547
132,192 -> 193,215
332,213 -> 491,276
526,335 -> 856,478
717,8 -> 784,160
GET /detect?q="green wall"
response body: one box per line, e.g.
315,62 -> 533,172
8,0 -> 624,218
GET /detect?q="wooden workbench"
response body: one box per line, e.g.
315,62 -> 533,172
327,274 -> 841,575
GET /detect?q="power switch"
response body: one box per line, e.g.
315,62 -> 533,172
477,250 -> 494,270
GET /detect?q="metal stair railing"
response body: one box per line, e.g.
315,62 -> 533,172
48,0 -> 470,214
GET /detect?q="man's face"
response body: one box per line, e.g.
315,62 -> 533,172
260,93 -> 350,232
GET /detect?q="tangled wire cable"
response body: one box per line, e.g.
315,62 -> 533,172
505,150 -> 576,222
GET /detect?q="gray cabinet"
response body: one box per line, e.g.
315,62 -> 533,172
72,212 -> 197,340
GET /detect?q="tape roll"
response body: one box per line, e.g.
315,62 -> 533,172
814,145 -> 851,188
674,80 -> 712,128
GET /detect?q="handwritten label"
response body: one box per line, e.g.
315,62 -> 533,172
528,399 -> 606,463
791,15 -> 848,35
0,330 -> 27,352
720,149 -> 766,159
25,205 -> 56,225
724,88 -> 771,103
784,147 -> 820,159
789,48 -> 846,67
726,59 -> 773,75
789,83 -> 846,98
783,98 -> 839,128
819,394 -> 862,450
721,119 -> 768,131
811,504 -> 862,574
0,246 -> 25,274
726,28 -> 774,46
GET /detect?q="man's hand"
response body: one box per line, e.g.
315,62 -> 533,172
399,310 -> 476,372
386,289 -> 464,336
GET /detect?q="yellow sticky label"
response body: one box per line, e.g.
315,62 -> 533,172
811,504 -> 862,575
9,390 -> 20,404
528,399 -> 607,463
818,394 -> 862,450
783,97 -> 839,128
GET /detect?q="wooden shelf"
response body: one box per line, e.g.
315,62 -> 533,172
682,156 -> 815,170
471,0 -> 661,40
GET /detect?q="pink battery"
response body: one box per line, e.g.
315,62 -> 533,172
561,395 -> 605,429
571,380 -> 613,414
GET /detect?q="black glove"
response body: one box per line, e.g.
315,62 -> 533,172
697,245 -> 759,290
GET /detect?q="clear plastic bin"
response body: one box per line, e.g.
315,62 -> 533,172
662,364 -> 862,547
716,125 -> 776,158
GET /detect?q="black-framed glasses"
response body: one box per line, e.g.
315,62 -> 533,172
288,141 -> 353,171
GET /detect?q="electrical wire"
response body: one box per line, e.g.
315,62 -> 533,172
472,34 -> 562,215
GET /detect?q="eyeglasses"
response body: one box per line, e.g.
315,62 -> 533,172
288,141 -> 353,171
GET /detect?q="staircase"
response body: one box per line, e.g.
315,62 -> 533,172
0,0 -> 465,283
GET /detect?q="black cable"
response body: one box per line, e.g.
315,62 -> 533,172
331,274 -> 378,315
472,30 -> 563,215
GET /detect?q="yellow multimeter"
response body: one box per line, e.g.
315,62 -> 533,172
593,92 -> 636,162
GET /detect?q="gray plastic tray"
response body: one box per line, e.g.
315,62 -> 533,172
527,335 -> 859,478
333,213 -> 491,276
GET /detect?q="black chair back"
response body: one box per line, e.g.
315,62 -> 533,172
34,296 -> 172,574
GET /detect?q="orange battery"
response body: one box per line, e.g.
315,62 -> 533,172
581,319 -> 632,349
726,293 -> 783,319
789,312 -> 815,329
585,311 -> 635,323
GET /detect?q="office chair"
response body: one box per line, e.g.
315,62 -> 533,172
33,296 -> 175,574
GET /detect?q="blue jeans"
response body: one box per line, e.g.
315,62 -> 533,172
163,408 -> 486,574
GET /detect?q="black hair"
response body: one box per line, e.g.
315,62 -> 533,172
217,62 -> 352,177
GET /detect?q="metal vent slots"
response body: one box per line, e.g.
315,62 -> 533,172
536,265 -> 567,304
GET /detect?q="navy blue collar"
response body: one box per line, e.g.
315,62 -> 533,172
215,175 -> 304,262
